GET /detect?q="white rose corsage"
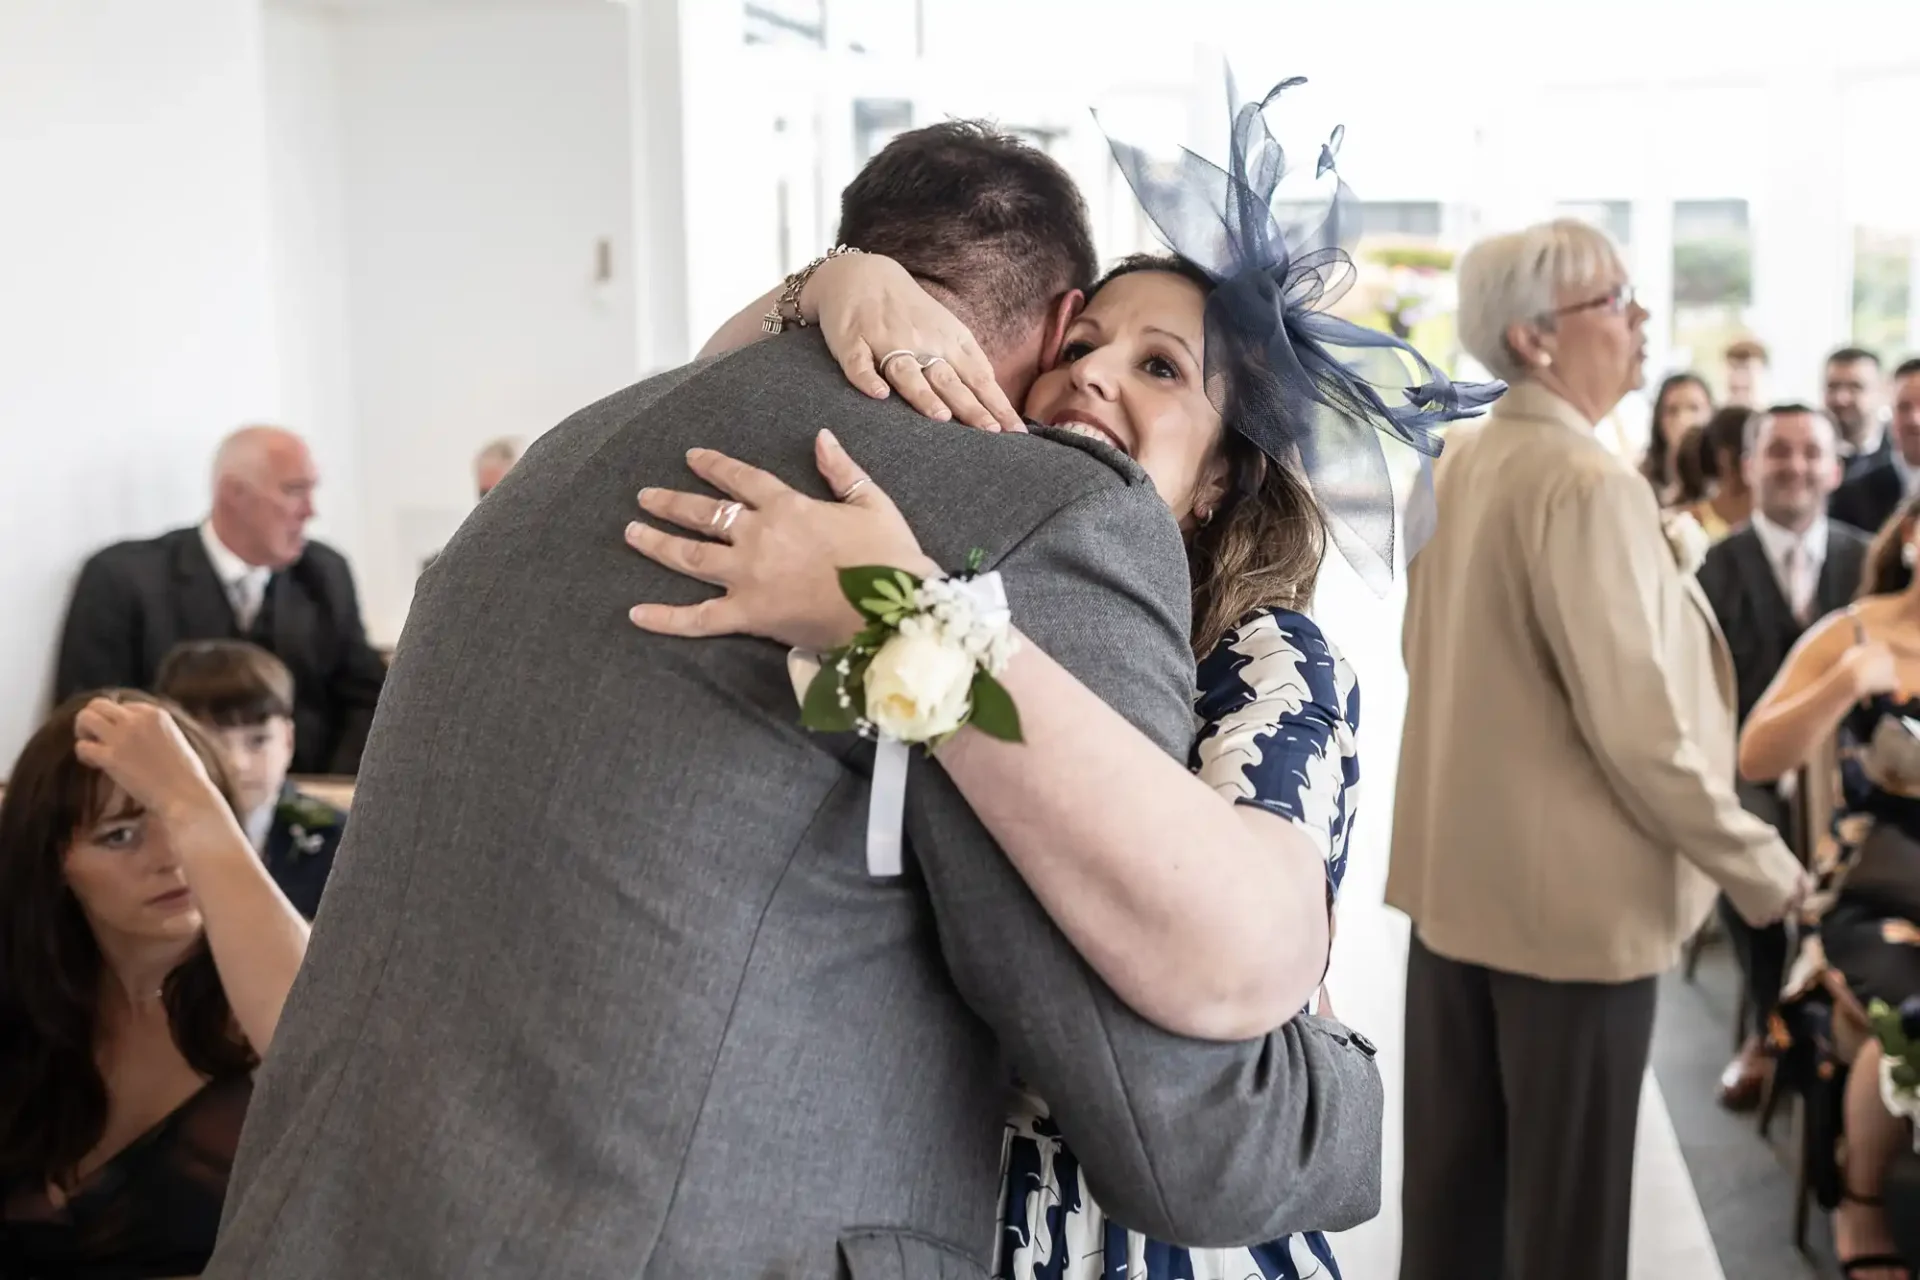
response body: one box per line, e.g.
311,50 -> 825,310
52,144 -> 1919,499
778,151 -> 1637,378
790,555 -> 1022,877
1662,510 -> 1712,575
1869,998 -> 1920,1144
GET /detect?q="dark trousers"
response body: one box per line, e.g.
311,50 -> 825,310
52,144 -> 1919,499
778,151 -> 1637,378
1399,931 -> 1659,1280
1718,893 -> 1788,1039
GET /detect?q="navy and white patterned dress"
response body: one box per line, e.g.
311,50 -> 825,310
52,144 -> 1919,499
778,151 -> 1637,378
996,606 -> 1362,1280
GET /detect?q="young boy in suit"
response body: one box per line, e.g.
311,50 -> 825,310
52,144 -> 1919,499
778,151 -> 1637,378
156,639 -> 344,919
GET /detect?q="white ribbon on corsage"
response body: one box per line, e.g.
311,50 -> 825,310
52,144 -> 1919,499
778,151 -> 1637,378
787,572 -> 1013,878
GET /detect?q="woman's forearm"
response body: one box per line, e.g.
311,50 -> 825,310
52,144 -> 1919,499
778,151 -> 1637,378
160,790 -> 309,1053
935,634 -> 1330,1040
698,286 -> 783,360
1739,660 -> 1859,782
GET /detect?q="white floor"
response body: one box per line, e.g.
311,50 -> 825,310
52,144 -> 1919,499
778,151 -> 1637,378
1310,563 -> 1724,1279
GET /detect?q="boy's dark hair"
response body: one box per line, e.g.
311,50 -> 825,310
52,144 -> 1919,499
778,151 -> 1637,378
1893,357 -> 1920,382
1827,345 -> 1881,369
837,121 -> 1096,352
154,640 -> 295,728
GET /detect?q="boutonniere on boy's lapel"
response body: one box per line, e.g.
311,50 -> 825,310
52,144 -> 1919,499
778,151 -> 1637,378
275,793 -> 341,861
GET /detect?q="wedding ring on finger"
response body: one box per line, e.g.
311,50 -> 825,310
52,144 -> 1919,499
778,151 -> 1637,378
837,477 -> 870,503
918,354 -> 949,373
710,500 -> 744,537
878,349 -> 919,376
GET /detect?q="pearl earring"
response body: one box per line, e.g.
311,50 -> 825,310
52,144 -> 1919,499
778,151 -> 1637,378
1538,353 -> 1553,368
1904,542 -> 1918,568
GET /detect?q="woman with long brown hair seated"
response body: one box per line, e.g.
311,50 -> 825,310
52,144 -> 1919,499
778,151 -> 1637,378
1742,493 -> 1920,1277
0,691 -> 309,1278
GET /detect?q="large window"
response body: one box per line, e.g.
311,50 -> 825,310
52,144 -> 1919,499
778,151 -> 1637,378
1557,200 -> 1632,249
744,1 -> 824,48
852,99 -> 912,166
1671,198 -> 1754,383
1852,227 -> 1913,358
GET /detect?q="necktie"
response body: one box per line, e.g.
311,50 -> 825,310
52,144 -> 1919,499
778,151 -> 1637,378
229,574 -> 264,632
1784,543 -> 1814,626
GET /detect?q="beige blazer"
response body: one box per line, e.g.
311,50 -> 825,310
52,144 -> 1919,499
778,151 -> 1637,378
1385,381 -> 1802,983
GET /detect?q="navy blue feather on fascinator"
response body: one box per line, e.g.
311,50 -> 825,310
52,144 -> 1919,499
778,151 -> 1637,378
1097,73 -> 1505,589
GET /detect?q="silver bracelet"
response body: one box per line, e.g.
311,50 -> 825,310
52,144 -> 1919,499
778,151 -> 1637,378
761,244 -> 863,335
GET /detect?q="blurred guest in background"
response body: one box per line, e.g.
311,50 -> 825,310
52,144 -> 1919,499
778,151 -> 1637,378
1696,404 -> 1862,1109
1684,405 -> 1758,539
1831,360 -> 1920,537
473,436 -> 523,499
1825,346 -> 1888,480
1724,337 -> 1770,409
1640,371 -> 1714,504
1390,218 -> 1804,1280
0,691 -> 308,1278
54,426 -> 387,775
157,641 -> 344,920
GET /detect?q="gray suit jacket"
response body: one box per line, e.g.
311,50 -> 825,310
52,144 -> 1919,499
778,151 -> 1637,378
207,334 -> 1382,1280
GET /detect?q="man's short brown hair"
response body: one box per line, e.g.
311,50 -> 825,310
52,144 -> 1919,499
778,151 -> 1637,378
836,121 -> 1096,353
155,640 -> 295,729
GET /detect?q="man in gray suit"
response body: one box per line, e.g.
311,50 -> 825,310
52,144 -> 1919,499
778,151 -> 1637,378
208,123 -> 1382,1279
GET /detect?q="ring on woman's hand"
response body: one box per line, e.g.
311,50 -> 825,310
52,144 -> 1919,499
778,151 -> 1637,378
711,500 -> 744,536
918,354 -> 949,373
836,477 -> 870,503
878,349 -> 919,375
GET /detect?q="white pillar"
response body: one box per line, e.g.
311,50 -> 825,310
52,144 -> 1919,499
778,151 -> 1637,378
1749,65 -> 1849,402
628,0 -> 692,375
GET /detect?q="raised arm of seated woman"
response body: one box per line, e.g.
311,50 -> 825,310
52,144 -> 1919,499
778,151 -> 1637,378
625,436 -> 1335,1041
1740,610 -> 1897,784
75,697 -> 309,1052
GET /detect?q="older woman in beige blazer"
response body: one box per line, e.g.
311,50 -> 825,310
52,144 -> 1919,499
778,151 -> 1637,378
1387,218 -> 1806,1280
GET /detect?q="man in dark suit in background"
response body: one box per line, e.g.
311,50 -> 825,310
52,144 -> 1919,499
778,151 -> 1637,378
1825,346 -> 1889,482
1698,403 -> 1867,1108
55,425 -> 386,775
1830,358 -> 1920,536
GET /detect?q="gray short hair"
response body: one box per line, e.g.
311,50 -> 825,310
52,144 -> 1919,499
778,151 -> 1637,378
1456,218 -> 1627,384
473,436 -> 523,470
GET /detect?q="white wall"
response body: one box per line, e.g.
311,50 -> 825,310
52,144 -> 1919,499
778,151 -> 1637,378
265,4 -> 363,572
0,0 -> 283,764
333,4 -> 637,642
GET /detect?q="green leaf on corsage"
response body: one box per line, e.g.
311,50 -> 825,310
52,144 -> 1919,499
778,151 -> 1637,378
839,566 -> 921,625
967,670 -> 1023,743
800,655 -> 863,734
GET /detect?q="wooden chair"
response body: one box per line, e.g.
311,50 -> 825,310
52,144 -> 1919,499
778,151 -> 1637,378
1775,734 -> 1860,1252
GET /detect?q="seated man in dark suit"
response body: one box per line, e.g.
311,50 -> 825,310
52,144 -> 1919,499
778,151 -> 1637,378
156,639 -> 344,919
55,425 -> 386,774
1698,403 -> 1867,1107
1831,359 -> 1920,536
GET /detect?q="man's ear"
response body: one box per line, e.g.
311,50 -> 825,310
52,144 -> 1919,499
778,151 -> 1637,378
1039,290 -> 1085,372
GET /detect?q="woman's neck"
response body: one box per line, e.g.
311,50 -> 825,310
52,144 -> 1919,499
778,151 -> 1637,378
94,932 -> 195,1011
1708,486 -> 1751,525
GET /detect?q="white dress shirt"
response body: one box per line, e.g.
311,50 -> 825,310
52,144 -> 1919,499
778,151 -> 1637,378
199,521 -> 271,631
244,802 -> 275,853
1750,510 -> 1829,622
1893,445 -> 1919,497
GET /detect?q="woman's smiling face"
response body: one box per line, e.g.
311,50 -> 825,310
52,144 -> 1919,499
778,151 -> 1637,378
1023,269 -> 1228,525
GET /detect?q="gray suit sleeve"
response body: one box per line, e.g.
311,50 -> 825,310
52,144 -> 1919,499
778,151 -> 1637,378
901,478 -> 1383,1246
